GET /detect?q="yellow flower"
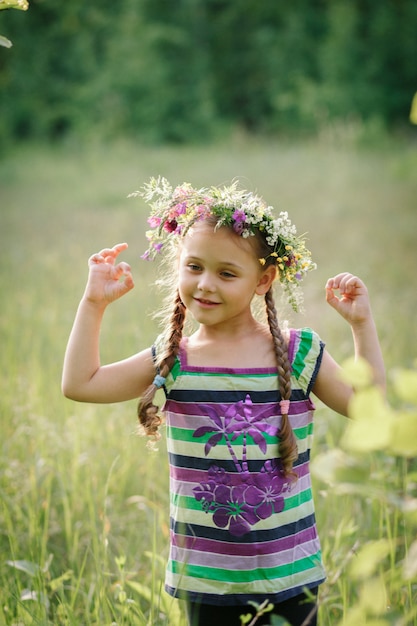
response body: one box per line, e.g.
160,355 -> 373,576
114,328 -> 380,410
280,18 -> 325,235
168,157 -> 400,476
259,257 -> 266,266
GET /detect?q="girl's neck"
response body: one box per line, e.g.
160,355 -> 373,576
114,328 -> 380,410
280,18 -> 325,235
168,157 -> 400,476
186,320 -> 279,369
194,315 -> 262,343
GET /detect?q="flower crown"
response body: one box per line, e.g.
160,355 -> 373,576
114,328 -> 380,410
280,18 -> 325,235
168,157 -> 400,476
129,176 -> 316,311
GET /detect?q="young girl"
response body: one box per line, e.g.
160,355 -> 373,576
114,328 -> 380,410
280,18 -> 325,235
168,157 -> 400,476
62,178 -> 385,626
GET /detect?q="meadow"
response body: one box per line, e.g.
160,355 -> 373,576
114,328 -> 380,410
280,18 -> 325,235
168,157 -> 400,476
1,134 -> 417,625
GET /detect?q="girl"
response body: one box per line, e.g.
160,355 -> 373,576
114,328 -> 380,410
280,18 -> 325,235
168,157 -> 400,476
62,178 -> 385,626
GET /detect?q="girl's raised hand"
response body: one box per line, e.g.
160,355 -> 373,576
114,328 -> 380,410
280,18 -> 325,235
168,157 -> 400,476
325,273 -> 372,326
85,243 -> 134,305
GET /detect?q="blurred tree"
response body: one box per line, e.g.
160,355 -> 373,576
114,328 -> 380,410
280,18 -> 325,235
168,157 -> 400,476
0,0 -> 416,144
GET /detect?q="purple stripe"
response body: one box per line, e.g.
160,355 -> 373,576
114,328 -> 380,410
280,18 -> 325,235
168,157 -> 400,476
171,538 -> 321,570
171,525 -> 318,558
287,328 -> 296,367
166,400 -> 314,421
170,459 -> 311,487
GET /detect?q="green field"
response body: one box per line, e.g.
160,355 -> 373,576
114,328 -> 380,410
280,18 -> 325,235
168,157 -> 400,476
1,137 -> 417,625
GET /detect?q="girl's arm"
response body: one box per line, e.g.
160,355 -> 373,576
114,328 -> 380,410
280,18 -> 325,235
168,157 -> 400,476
312,273 -> 385,416
62,243 -> 155,403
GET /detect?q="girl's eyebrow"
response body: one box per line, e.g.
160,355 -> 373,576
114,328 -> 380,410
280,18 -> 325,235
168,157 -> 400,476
184,255 -> 244,270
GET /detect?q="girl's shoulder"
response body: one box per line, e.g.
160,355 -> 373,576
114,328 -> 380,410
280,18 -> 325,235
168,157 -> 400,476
287,326 -> 323,361
288,327 -> 325,394
152,326 -> 323,370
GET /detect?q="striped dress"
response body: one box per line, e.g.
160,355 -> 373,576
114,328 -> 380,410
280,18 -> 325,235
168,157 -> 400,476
158,327 -> 326,606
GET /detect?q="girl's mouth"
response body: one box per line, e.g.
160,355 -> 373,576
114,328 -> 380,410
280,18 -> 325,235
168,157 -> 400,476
194,297 -> 220,308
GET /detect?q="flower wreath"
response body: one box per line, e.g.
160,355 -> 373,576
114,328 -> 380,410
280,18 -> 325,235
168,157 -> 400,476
129,176 -> 316,311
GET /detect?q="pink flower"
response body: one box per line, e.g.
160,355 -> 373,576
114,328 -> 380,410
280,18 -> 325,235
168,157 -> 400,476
174,202 -> 187,215
147,216 -> 162,228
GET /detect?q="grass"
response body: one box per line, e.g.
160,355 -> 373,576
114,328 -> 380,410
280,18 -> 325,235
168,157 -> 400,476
0,134 -> 416,625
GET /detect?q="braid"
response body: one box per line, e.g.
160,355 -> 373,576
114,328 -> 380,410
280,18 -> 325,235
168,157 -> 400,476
265,288 -> 298,480
137,291 -> 186,445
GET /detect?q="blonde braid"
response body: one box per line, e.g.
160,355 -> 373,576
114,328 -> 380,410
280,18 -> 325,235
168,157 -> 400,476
137,291 -> 186,444
265,288 -> 298,480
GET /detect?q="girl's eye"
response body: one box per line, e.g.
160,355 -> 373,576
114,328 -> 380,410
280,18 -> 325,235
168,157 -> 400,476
188,263 -> 201,271
221,271 -> 236,278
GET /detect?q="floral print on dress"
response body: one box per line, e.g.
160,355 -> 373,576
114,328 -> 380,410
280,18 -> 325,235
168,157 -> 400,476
192,394 -> 292,537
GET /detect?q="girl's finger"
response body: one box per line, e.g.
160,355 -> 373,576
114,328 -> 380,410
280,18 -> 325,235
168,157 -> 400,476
90,243 -> 128,265
113,261 -> 132,278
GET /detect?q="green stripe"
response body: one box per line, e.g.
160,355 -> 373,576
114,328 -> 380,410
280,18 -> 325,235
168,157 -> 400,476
171,485 -> 313,512
292,328 -> 313,380
169,359 -> 181,381
176,370 -> 277,379
168,422 -> 313,444
169,552 -> 321,583
283,485 -> 313,510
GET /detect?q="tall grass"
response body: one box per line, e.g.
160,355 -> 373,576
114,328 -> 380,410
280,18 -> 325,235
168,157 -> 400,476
1,136 -> 416,625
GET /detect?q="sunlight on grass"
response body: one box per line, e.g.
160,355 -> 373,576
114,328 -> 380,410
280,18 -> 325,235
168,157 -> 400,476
1,137 -> 416,624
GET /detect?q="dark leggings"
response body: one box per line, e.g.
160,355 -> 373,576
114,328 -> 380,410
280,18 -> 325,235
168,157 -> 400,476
186,588 -> 318,626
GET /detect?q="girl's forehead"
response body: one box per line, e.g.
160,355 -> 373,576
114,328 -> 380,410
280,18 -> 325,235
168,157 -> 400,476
180,222 -> 259,262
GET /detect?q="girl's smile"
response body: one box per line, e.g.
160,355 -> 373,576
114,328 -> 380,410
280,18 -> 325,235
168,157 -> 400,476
194,297 -> 220,308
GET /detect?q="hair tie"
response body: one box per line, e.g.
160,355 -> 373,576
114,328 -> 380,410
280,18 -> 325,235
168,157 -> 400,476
153,374 -> 166,389
280,399 -> 290,414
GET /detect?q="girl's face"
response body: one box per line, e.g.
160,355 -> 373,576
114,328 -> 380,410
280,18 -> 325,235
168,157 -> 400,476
178,222 -> 275,330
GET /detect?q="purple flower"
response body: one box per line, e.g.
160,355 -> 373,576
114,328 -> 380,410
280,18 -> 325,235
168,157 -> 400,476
245,467 -> 289,519
211,484 -> 259,537
233,221 -> 245,235
232,209 -> 246,223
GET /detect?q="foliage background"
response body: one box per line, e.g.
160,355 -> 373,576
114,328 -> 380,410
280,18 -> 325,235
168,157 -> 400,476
1,0 -> 417,145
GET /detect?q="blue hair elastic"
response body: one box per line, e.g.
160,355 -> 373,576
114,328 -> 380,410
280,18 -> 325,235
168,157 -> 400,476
153,374 -> 166,389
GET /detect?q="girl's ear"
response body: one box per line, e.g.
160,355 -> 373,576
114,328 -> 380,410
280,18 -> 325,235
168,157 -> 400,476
256,265 -> 277,295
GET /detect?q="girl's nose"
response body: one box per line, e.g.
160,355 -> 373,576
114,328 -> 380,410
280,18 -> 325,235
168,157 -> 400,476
197,271 -> 215,292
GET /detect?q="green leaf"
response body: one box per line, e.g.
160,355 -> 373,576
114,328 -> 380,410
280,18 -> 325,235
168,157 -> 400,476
392,368 -> 417,404
403,540 -> 417,580
339,356 -> 373,389
48,570 -> 73,592
342,387 -> 393,452
311,448 -> 369,489
0,35 -> 12,47
125,580 -> 181,625
389,410 -> 417,456
6,559 -> 40,577
0,0 -> 29,10
348,540 -> 392,580
359,577 -> 388,615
